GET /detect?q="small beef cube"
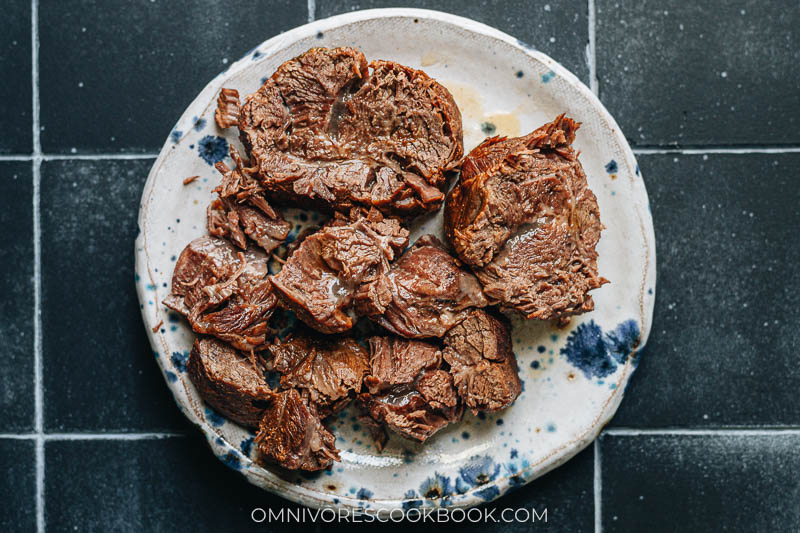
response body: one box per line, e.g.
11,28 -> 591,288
187,337 -> 274,428
443,309 -> 521,413
255,389 -> 340,471
355,235 -> 488,338
266,334 -> 369,416
163,236 -> 277,351
359,337 -> 462,443
364,335 -> 441,394
269,210 -> 408,334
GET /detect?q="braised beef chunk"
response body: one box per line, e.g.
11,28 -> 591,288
208,145 -> 291,254
187,337 -> 274,428
266,334 -> 369,416
255,388 -> 340,471
355,234 -> 488,338
270,210 -> 409,334
163,236 -> 277,351
359,337 -> 462,443
234,47 -> 463,217
444,115 -> 608,320
364,335 -> 441,394
442,309 -> 521,413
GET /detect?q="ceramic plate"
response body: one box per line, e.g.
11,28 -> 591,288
135,8 -> 655,511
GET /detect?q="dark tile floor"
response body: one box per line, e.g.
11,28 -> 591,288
2,0 -> 799,531
596,0 -> 800,147
0,1 -> 32,154
0,439 -> 36,531
610,153 -> 800,428
600,433 -> 800,532
38,0 -> 307,154
39,159 -> 190,432
0,163 -> 34,432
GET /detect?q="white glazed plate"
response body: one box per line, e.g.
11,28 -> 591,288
135,8 -> 656,511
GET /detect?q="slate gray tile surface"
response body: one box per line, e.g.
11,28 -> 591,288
40,159 -> 189,432
0,0 -> 32,154
601,433 -> 800,532
38,0 -> 307,154
610,153 -> 800,427
317,0 -> 590,84
0,439 -> 36,532
596,0 -> 800,146
6,2 -> 800,532
45,437 -> 592,533
0,163 -> 34,432
45,435 -> 309,533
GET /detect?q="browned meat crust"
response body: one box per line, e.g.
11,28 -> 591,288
444,114 -> 608,320
234,47 -> 463,217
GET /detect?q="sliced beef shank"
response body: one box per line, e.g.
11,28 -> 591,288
187,337 -> 274,428
255,388 -> 340,471
163,236 -> 277,351
266,333 -> 369,416
442,309 -> 521,413
269,210 -> 409,334
207,145 -> 291,254
359,336 -> 462,444
444,115 -> 608,321
228,47 -> 463,217
355,235 -> 488,338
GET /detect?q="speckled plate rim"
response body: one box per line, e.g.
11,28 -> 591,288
135,8 -> 656,511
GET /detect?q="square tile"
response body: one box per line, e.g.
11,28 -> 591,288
611,154 -> 800,427
0,1 -> 31,154
0,163 -> 34,432
317,0 -> 590,84
596,0 -> 800,146
45,436 -> 312,533
601,433 -> 800,532
40,159 -> 189,432
38,0 -> 307,154
0,439 -> 36,532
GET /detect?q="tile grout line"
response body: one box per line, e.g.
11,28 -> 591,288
588,0 -> 598,95
633,147 -> 800,155
307,0 -> 315,23
606,428 -> 800,436
0,433 -> 187,441
44,432 -> 186,441
594,440 -> 602,533
31,1 -> 44,532
41,153 -> 158,160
